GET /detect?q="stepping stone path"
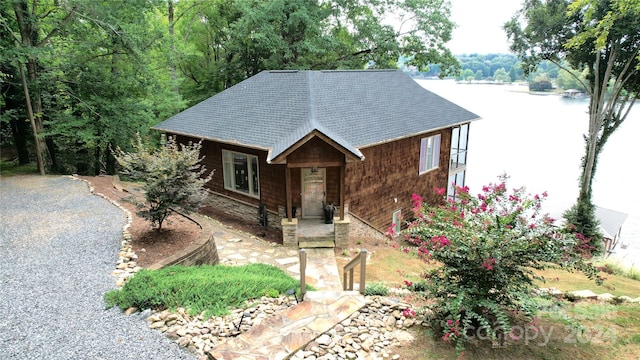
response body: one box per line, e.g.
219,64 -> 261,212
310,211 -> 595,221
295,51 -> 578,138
537,287 -> 640,303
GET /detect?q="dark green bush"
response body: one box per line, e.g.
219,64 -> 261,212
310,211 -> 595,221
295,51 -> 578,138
365,282 -> 390,296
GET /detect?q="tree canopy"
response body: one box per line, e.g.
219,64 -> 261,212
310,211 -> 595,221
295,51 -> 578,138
1,0 -> 460,175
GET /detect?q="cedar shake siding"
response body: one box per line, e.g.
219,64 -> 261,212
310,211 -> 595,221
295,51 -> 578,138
345,129 -> 451,231
175,135 -> 286,212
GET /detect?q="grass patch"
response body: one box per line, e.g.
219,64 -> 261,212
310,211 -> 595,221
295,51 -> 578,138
534,264 -> 640,298
364,281 -> 390,296
342,247 -> 639,297
341,247 -> 640,298
0,160 -> 38,176
337,248 -> 431,288
104,263 -> 303,317
594,258 -> 640,281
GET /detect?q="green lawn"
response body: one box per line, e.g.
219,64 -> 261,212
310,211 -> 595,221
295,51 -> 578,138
345,248 -> 639,298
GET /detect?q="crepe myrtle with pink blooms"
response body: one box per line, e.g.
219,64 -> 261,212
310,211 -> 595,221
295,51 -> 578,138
389,174 -> 602,353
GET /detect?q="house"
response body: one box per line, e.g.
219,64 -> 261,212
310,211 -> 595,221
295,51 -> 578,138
153,70 -> 480,247
595,206 -> 629,256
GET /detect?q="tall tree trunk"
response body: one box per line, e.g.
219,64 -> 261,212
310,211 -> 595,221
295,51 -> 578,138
577,132 -> 601,205
13,1 -> 49,174
17,61 -> 45,175
12,0 -> 76,173
168,0 -> 179,94
578,47 -> 608,206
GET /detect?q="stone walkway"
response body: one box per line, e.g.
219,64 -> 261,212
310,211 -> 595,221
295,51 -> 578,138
212,222 -> 344,292
197,218 -> 367,359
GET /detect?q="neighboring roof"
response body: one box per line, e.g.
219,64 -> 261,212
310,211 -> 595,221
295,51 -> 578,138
595,206 -> 629,239
153,69 -> 480,163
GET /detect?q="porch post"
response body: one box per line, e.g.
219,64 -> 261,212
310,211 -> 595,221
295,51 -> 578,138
339,163 -> 345,220
286,166 -> 292,221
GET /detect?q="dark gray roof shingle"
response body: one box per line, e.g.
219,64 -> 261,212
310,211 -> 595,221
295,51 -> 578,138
153,69 -> 480,162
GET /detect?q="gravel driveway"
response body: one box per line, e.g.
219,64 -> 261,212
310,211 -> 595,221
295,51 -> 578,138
0,175 -> 196,360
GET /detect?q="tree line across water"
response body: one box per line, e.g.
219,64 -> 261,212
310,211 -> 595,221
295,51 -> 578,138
404,53 -> 587,91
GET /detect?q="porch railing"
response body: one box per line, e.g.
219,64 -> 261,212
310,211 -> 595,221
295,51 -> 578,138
343,248 -> 367,294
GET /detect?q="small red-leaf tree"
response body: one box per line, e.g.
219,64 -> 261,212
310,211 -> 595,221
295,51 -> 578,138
113,134 -> 213,231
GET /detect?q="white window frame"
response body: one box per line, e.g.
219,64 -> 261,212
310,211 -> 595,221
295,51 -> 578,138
222,149 -> 260,198
392,209 -> 402,234
419,134 -> 441,174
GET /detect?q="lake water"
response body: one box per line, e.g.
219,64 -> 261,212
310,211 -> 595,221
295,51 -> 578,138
417,79 -> 640,270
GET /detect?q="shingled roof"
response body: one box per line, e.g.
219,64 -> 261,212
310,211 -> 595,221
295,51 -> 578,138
152,69 -> 480,163
595,206 -> 629,239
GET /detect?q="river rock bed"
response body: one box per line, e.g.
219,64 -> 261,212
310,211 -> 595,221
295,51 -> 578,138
133,295 -> 423,360
291,296 -> 422,360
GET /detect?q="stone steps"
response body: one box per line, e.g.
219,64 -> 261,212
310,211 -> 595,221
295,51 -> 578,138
208,291 -> 365,360
298,237 -> 335,248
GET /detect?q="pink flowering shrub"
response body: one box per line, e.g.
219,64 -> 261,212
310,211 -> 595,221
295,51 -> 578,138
397,175 -> 601,353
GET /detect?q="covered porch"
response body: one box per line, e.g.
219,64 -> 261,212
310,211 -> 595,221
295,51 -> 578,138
270,130 -> 362,248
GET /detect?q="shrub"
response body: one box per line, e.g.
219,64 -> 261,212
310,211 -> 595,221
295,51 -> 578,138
396,175 -> 602,353
104,264 -> 301,317
595,259 -> 640,281
563,200 -> 604,256
112,134 -> 213,230
365,282 -> 390,296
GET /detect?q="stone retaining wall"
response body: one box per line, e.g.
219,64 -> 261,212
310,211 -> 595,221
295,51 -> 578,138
148,214 -> 219,270
349,214 -> 387,242
204,191 -> 281,229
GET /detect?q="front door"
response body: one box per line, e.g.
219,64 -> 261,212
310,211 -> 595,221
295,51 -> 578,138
301,168 -> 325,218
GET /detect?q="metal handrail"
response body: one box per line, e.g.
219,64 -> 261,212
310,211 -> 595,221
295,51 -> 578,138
343,248 -> 367,294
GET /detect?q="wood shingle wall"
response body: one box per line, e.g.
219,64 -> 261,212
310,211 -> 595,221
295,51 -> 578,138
176,135 -> 286,215
345,129 -> 451,231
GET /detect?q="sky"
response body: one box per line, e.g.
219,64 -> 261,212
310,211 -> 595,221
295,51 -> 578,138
447,0 -> 525,55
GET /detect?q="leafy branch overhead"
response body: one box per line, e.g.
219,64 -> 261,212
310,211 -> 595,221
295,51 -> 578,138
112,134 -> 213,231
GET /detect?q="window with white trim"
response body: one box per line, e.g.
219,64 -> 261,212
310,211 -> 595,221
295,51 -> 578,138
222,150 -> 260,198
419,134 -> 441,174
392,209 -> 402,234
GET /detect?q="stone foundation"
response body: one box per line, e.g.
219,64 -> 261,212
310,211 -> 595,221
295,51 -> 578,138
204,191 -> 281,229
348,214 -> 387,242
334,217 -> 351,248
281,218 -> 298,247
